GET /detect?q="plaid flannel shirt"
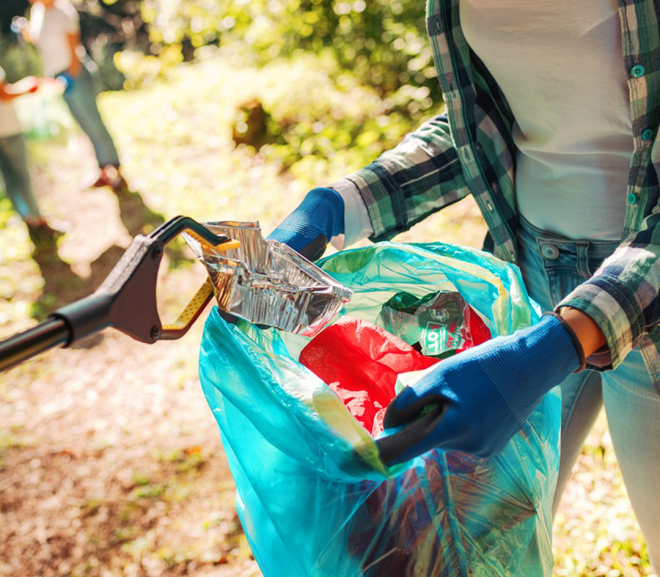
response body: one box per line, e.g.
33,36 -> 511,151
334,0 -> 660,389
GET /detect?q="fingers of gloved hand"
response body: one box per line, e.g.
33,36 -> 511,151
383,383 -> 447,430
267,187 -> 344,258
296,234 -> 328,262
267,230 -> 328,261
383,361 -> 450,429
267,223 -> 311,253
377,403 -> 447,466
381,345 -> 532,460
383,403 -> 522,463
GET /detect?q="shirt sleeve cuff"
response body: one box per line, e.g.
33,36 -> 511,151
557,275 -> 646,370
328,178 -> 374,250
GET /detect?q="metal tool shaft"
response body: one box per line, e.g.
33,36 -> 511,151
0,318 -> 70,373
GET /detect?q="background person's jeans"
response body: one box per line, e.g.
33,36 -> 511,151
0,133 -> 41,220
517,215 -> 660,570
61,62 -> 120,168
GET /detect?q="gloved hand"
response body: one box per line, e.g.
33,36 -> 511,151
382,313 -> 585,464
56,72 -> 77,95
268,187 -> 344,261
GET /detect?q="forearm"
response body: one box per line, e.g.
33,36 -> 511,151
68,54 -> 82,76
335,114 -> 470,242
559,307 -> 606,357
66,33 -> 82,76
0,91 -> 19,103
557,211 -> 660,369
0,84 -> 30,102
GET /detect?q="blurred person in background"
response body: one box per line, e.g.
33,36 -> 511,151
23,0 -> 128,193
0,65 -> 60,242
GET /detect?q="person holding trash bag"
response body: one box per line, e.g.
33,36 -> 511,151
0,65 -> 60,241
23,0 -> 128,193
270,0 -> 660,570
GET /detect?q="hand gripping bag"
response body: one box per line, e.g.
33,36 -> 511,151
199,242 -> 560,577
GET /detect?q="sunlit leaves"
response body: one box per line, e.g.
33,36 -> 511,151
109,0 -> 436,97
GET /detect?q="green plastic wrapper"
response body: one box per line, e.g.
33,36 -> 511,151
378,290 -> 491,357
199,242 -> 559,577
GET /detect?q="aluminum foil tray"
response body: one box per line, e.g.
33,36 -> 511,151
184,221 -> 352,337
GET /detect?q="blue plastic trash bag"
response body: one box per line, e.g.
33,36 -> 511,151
199,242 -> 560,577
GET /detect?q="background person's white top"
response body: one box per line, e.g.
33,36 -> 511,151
30,0 -> 80,77
332,0 -> 633,246
0,67 -> 23,139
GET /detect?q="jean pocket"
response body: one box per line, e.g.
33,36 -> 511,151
545,269 -> 585,308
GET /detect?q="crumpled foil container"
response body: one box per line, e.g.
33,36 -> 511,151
184,221 -> 352,337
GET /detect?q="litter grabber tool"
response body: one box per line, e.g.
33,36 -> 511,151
0,216 -> 441,466
0,215 -> 239,373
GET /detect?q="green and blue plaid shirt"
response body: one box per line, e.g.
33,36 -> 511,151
336,0 -> 660,389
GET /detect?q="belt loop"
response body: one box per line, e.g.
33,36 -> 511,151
577,241 -> 591,278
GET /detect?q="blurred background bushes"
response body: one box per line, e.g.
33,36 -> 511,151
0,0 -> 437,97
0,0 -> 441,171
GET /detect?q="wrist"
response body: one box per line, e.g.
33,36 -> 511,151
267,187 -> 344,258
477,314 -> 582,422
543,312 -> 586,372
557,307 -> 606,358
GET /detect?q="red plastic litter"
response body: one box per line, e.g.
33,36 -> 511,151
459,299 -> 491,351
299,316 -> 439,437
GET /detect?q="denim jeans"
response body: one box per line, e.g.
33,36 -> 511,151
517,215 -> 660,570
62,62 -> 120,168
0,133 -> 41,220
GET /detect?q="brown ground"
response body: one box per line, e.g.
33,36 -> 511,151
0,136 -> 260,577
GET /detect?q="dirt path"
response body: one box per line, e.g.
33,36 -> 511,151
0,136 -> 260,577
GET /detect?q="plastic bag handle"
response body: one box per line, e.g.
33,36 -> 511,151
375,403 -> 448,466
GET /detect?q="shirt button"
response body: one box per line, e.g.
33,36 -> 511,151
628,193 -> 638,205
485,200 -> 494,212
641,128 -> 654,141
541,244 -> 560,260
631,64 -> 646,78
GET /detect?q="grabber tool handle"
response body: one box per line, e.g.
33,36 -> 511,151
0,216 -> 238,373
0,318 -> 70,373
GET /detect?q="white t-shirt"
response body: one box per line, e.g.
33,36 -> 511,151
30,0 -> 80,77
334,0 -> 633,245
0,67 -> 23,139
460,0 -> 633,240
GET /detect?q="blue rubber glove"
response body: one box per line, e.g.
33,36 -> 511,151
382,314 -> 584,464
56,72 -> 77,95
268,187 -> 344,261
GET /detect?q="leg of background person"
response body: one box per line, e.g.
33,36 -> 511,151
602,350 -> 660,571
0,134 -> 42,221
62,63 -> 120,168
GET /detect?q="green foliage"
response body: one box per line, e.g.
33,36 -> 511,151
101,0 -> 435,98
140,0 -> 433,92
3,0 -> 437,102
0,35 -> 41,81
